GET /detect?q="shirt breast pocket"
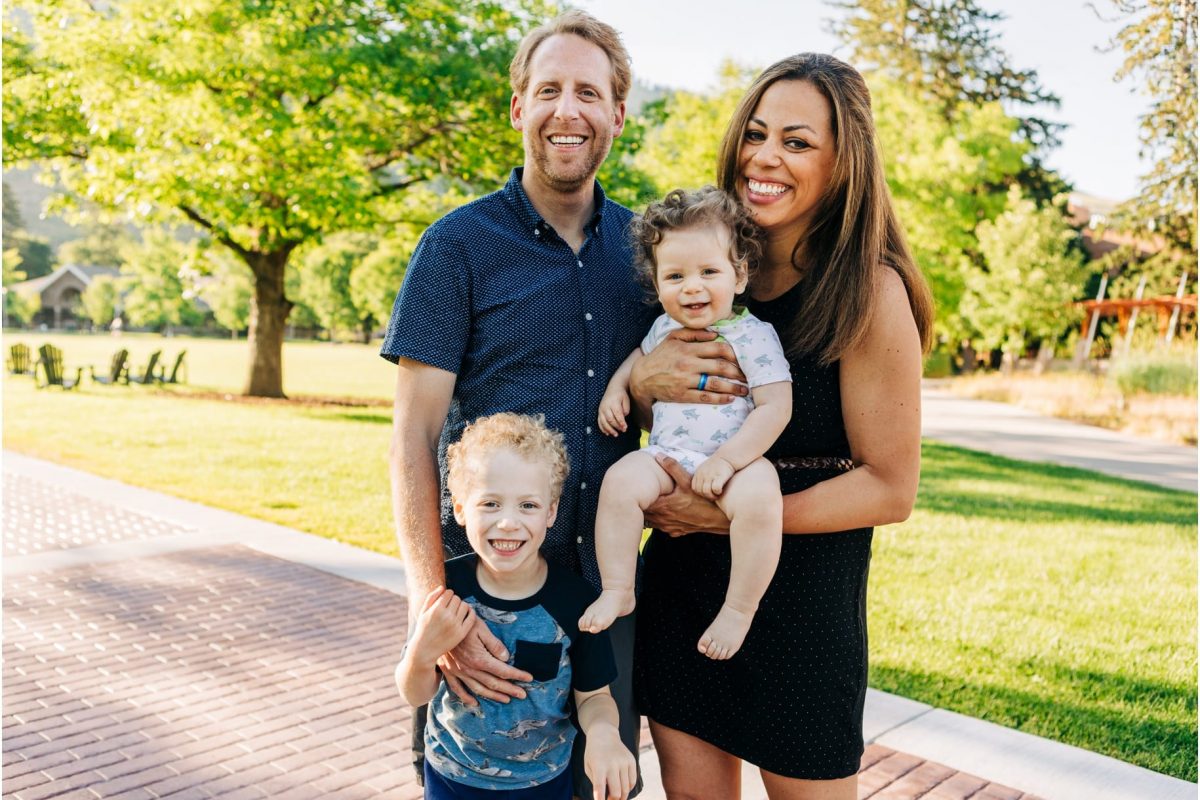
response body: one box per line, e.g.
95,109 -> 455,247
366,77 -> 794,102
513,640 -> 564,682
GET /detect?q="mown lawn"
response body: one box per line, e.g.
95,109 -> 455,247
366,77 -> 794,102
3,333 -> 1196,780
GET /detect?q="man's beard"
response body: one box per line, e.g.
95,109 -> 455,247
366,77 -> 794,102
528,136 -> 611,193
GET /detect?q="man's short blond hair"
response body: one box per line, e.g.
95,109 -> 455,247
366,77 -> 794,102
508,10 -> 632,103
446,413 -> 571,501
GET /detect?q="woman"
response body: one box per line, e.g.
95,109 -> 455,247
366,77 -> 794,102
630,54 -> 934,799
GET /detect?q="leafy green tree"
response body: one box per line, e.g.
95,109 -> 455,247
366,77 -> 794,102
3,246 -> 39,326
118,230 -> 203,333
296,232 -> 378,339
4,0 -> 546,396
633,62 -> 753,194
351,235 -> 418,343
960,186 -> 1087,365
195,248 -> 253,338
59,223 -> 135,270
1102,0 -> 1196,261
80,274 -> 121,329
830,0 -> 1061,147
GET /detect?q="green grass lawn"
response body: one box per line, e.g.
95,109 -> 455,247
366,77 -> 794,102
3,333 -> 1196,780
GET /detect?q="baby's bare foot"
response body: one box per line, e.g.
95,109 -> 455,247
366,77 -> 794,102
697,604 -> 755,661
578,589 -> 636,633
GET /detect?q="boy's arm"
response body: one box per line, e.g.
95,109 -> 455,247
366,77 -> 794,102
395,587 -> 477,707
709,381 -> 792,469
574,686 -> 636,800
598,348 -> 642,436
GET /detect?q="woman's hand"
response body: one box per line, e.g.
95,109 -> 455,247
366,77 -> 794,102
630,329 -> 747,407
643,454 -> 731,536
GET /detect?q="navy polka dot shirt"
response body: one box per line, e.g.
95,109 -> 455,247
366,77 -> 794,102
381,168 -> 656,589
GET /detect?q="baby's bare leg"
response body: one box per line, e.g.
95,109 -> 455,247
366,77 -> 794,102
698,458 -> 783,660
579,451 -> 674,633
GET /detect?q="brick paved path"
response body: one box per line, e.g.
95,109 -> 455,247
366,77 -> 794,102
2,465 -> 1041,800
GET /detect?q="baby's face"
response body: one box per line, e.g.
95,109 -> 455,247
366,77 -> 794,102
654,223 -> 747,330
452,448 -> 558,580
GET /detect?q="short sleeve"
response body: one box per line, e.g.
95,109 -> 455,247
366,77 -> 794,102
379,228 -> 471,372
639,313 -> 677,355
569,628 -> 617,693
731,318 -> 792,388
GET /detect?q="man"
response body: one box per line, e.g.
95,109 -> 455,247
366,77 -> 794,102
382,11 -> 655,798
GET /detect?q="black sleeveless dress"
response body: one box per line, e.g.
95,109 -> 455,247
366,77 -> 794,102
634,283 -> 871,780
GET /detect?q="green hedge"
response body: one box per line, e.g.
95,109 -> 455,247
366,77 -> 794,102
1111,352 -> 1198,397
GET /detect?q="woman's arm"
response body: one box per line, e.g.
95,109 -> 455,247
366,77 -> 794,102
644,269 -> 922,535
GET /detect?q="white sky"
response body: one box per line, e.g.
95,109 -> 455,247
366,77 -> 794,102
577,0 -> 1151,200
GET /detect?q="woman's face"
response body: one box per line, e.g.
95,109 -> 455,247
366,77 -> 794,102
736,80 -> 836,241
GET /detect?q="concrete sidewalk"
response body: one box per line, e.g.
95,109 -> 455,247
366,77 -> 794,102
921,387 -> 1197,493
5,452 -> 1194,800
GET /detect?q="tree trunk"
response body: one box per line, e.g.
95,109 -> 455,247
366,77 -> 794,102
244,248 -> 295,398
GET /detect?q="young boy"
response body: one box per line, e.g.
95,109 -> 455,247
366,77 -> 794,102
396,412 -> 636,800
578,186 -> 792,661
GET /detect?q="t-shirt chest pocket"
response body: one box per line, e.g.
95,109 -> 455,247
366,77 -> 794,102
512,640 -> 564,682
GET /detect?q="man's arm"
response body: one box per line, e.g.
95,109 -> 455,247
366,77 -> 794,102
389,359 -> 533,703
628,328 -> 747,425
574,686 -> 636,800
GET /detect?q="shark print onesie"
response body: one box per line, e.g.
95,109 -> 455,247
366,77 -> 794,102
425,554 -> 617,792
642,309 -> 792,473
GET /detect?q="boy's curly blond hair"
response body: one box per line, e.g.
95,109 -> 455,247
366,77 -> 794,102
446,413 -> 571,501
630,185 -> 765,298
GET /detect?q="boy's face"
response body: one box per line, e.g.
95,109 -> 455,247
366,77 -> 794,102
655,223 -> 748,330
452,448 -> 558,579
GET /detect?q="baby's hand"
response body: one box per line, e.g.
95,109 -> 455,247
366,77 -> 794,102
584,724 -> 636,800
691,456 -> 734,500
597,390 -> 630,437
410,587 -> 476,664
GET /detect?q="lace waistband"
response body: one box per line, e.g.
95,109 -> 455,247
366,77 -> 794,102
771,456 -> 854,472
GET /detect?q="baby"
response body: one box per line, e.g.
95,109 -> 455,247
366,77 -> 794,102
578,186 -> 791,660
395,412 -> 636,800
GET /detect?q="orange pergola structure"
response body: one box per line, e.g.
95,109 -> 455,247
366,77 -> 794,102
1074,295 -> 1198,338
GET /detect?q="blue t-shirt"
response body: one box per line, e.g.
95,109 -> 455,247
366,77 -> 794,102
379,168 -> 656,589
425,555 -> 617,790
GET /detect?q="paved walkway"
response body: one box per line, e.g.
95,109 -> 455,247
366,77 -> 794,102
3,450 -> 1195,800
921,387 -> 1197,493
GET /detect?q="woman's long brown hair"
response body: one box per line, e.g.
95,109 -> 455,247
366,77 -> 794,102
717,53 -> 934,363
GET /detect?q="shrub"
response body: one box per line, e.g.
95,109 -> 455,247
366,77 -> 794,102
1111,352 -> 1198,397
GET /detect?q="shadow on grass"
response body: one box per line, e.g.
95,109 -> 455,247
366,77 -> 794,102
870,661 -> 1197,782
917,442 -> 1197,528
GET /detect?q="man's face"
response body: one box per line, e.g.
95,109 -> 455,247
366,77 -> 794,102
511,33 -> 626,195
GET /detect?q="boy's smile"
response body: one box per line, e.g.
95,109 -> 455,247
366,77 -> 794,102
453,448 -> 558,593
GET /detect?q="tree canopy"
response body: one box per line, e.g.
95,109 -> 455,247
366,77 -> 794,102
4,0 -> 546,395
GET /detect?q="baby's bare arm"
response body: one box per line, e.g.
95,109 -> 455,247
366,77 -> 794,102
709,382 -> 792,470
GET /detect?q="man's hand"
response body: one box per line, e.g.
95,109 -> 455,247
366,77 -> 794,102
437,614 -> 533,706
597,388 -> 630,436
630,329 -> 747,406
643,454 -> 731,536
584,723 -> 637,800
691,456 -> 734,500
409,587 -> 476,662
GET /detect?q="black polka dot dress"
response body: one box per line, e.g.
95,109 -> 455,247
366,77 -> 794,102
634,283 -> 871,780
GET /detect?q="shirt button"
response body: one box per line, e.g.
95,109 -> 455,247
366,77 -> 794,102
577,536 -> 584,544
585,426 -> 592,434
577,260 -> 583,268
580,482 -> 588,490
585,313 -> 593,321
587,369 -> 595,377
534,228 -> 541,236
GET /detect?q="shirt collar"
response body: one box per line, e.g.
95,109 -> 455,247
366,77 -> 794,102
504,167 -> 609,241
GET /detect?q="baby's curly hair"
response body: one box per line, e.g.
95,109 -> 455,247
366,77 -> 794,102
446,413 -> 571,502
630,186 -> 765,299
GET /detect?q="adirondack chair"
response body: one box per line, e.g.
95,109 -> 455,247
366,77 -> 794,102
7,343 -> 33,376
158,350 -> 187,384
90,348 -> 129,385
34,344 -> 82,390
126,350 -> 162,385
